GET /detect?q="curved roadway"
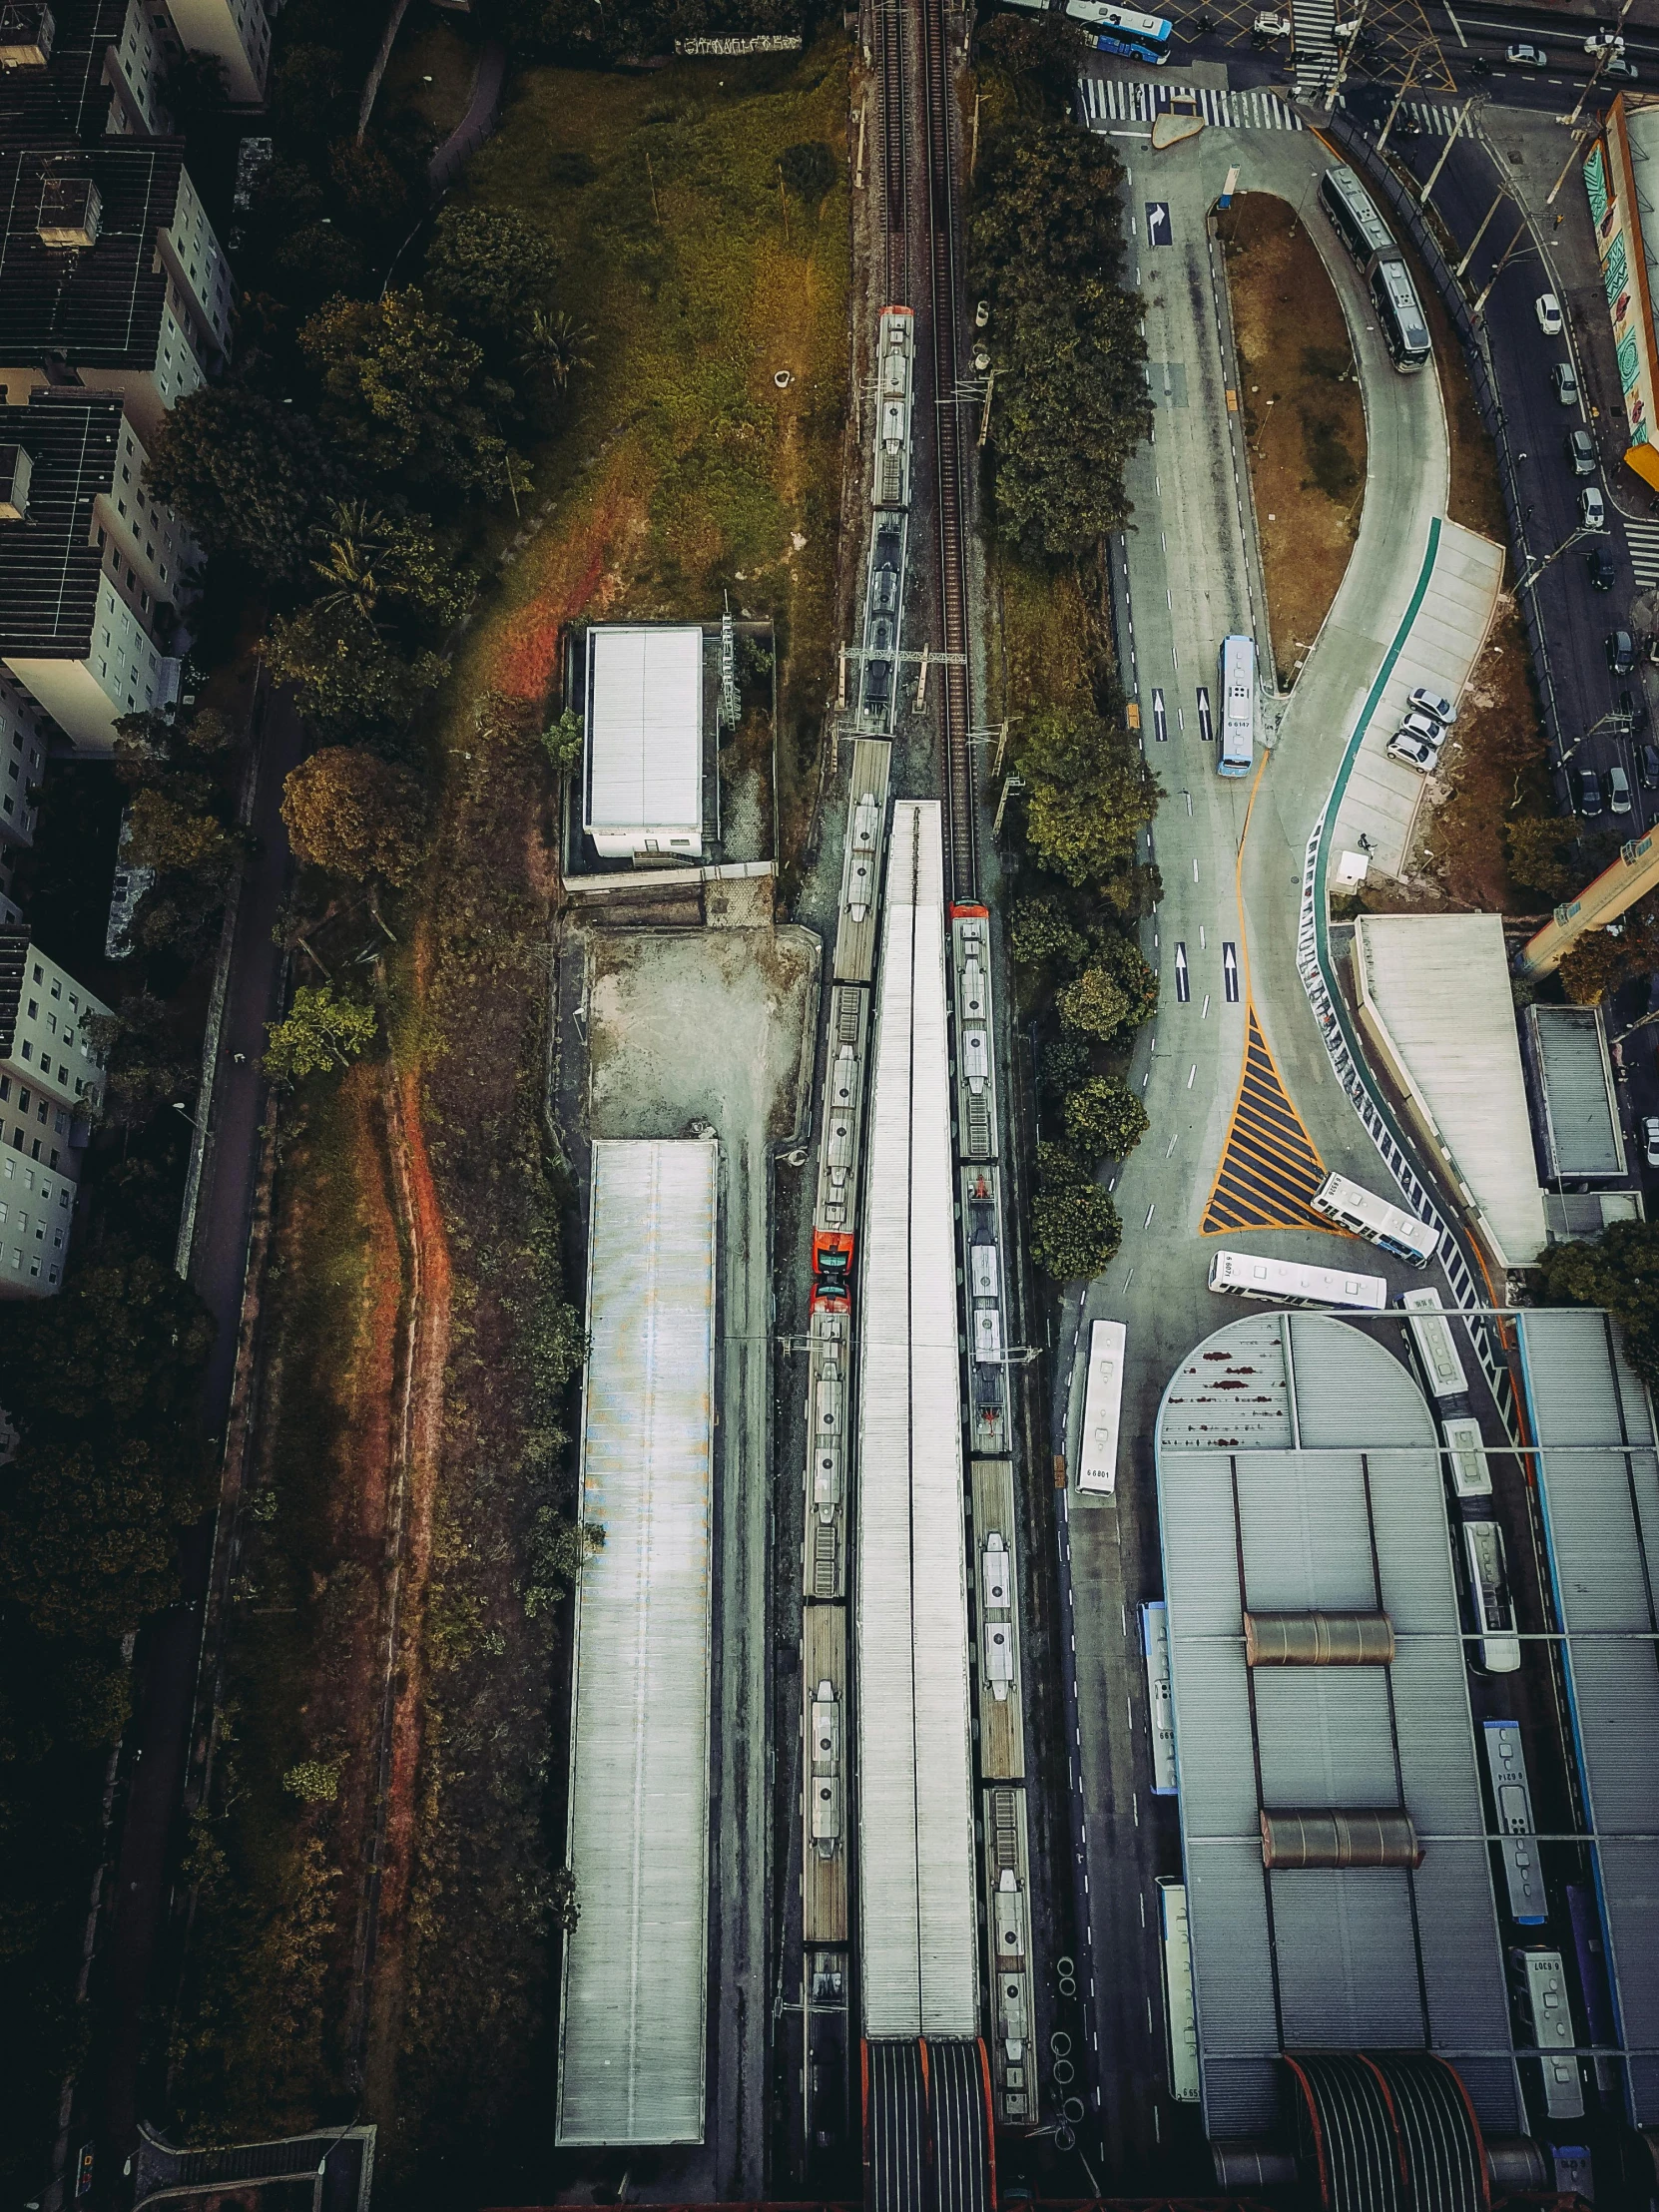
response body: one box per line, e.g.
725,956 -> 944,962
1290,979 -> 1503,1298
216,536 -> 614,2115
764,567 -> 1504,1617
1055,118 -> 1489,2180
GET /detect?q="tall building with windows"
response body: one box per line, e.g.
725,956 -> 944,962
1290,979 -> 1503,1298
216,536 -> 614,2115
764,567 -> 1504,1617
0,0 -> 176,141
0,922 -> 110,1296
162,0 -> 270,103
0,669 -> 47,906
0,388 -> 192,749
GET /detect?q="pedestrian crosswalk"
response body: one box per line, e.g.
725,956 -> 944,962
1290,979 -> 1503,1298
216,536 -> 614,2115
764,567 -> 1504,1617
1625,520 -> 1659,589
1292,0 -> 1339,100
1078,73 -> 1305,131
1336,95 -> 1468,135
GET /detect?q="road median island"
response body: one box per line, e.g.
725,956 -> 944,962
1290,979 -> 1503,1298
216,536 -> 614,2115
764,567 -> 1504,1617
1220,191 -> 1368,686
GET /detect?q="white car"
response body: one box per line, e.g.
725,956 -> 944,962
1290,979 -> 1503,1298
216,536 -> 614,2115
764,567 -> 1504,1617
1535,293 -> 1563,337
1387,731 -> 1439,773
1506,42 -> 1546,66
1644,1115 -> 1659,1169
1581,484 -> 1608,530
1553,361 -> 1580,405
1398,708 -> 1447,746
1408,687 -> 1457,725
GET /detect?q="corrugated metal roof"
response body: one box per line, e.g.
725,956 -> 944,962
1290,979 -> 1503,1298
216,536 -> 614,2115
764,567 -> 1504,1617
556,1138 -> 717,2146
1517,1308 -> 1659,2125
0,387 -> 120,656
1159,1315 -> 1522,2136
855,801 -> 979,2040
0,140 -> 180,366
583,624 -> 704,840
1524,1005 -> 1626,1182
1351,913 -> 1546,1268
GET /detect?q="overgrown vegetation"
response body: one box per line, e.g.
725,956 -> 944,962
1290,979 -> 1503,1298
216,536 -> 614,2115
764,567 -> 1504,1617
1540,1219 -> 1659,1381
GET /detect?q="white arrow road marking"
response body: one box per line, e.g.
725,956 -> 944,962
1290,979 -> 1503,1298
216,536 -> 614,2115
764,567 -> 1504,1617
1223,941 -> 1240,1002
1174,943 -> 1190,1002
1151,687 -> 1167,741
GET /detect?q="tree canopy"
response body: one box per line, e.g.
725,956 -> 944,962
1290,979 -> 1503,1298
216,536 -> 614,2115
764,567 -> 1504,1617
1016,707 -> 1160,892
1538,1219 -> 1659,1382
264,983 -> 378,1081
1030,1182 -> 1122,1280
147,386 -> 341,583
1557,905 -> 1659,1006
423,207 -> 563,348
263,601 -> 448,737
1063,1074 -> 1149,1163
281,748 -> 425,884
298,287 -> 509,498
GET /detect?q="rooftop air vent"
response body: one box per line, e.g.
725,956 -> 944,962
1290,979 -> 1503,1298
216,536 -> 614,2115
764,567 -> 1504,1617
0,2 -> 54,69
38,175 -> 102,250
0,444 -> 33,523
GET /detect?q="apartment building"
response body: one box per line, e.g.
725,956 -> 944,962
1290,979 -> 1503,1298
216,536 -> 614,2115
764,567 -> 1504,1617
0,0 -> 174,140
0,388 -> 189,748
0,921 -> 110,1297
0,668 -> 48,905
0,140 -> 230,442
163,0 -> 269,103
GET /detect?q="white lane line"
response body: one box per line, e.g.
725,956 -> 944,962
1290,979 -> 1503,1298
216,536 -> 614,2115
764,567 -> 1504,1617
1188,1062 -> 1196,1087
1202,993 -> 1211,1019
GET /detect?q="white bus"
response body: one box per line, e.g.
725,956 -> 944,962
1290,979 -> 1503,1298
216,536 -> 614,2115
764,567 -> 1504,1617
1484,1720 -> 1547,1928
1077,1319 -> 1126,1494
1442,1413 -> 1492,1499
1312,1171 -> 1438,1268
1399,1288 -> 1470,1412
1515,1948 -> 1584,2120
1141,1601 -> 1176,1795
1218,635 -> 1255,779
1208,1248 -> 1388,1311
1463,1519 -> 1521,1674
1157,1879 -> 1201,2103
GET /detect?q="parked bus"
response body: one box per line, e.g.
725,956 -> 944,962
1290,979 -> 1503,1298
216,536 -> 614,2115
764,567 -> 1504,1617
1077,1318 -> 1126,1494
1483,1720 -> 1547,1927
1513,1948 -> 1585,2121
1399,1288 -> 1470,1413
1312,1171 -> 1438,1267
1218,634 -> 1255,778
1371,256 -> 1432,373
1141,1601 -> 1176,1794
1065,0 -> 1173,60
1442,1413 -> 1492,1499
1157,1879 -> 1201,2103
1208,1248 -> 1388,1310
1463,1519 -> 1521,1674
1320,164 -> 1396,274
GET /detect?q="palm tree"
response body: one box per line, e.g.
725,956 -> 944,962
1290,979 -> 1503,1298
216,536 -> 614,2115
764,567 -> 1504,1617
517,310 -> 595,392
309,499 -> 396,623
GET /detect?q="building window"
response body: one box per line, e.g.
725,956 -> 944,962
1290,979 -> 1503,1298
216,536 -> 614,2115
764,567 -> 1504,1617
0,1078 -> 9,1101
31,1140 -> 40,1160
17,1090 -> 27,1112
19,1042 -> 30,1061
26,997 -> 35,1016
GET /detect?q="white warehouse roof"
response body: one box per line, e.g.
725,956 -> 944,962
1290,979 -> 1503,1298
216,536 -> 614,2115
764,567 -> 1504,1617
1351,913 -> 1546,1271
855,801 -> 980,2039
583,624 -> 705,857
556,1137 -> 717,2146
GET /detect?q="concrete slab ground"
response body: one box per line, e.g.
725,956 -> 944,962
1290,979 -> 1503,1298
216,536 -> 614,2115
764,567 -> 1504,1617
583,921 -> 817,2197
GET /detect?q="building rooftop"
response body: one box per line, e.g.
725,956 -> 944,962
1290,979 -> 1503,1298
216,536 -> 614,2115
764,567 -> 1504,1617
1156,1311 -> 1522,2143
557,1137 -> 717,2148
0,0 -> 132,142
1523,1003 -> 1627,1184
0,387 -> 121,656
1350,912 -> 1546,1271
582,623 -> 704,851
0,138 -> 184,368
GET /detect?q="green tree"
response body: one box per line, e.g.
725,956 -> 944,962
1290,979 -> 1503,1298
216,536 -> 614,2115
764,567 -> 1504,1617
1064,1075 -> 1149,1163
121,790 -> 244,882
424,207 -> 562,345
521,1507 -> 602,1618
1094,926 -> 1159,1027
975,11 -> 1089,110
1538,1219 -> 1659,1382
779,141 -> 836,205
1057,963 -> 1131,1042
1558,905 -> 1659,1006
1010,894 -> 1087,977
1506,816 -> 1582,903
280,748 -> 426,886
82,992 -> 203,1130
298,287 -> 508,498
540,708 -> 585,779
262,602 -> 447,737
1040,1035 -> 1091,1101
0,1244 -> 214,1437
0,1435 -> 206,1641
1015,708 -> 1160,891
264,984 -> 378,1081
146,387 -> 340,583
516,309 -> 594,395
1030,1183 -> 1122,1280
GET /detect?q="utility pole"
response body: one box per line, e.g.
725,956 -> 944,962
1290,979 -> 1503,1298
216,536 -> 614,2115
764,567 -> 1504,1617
1471,215 -> 1533,314
1565,0 -> 1630,135
1377,46 -> 1422,154
1454,187 -> 1508,277
1546,123 -> 1596,207
1513,522 -> 1590,598
1323,0 -> 1369,113
978,364 -> 995,450
1419,98 -> 1474,211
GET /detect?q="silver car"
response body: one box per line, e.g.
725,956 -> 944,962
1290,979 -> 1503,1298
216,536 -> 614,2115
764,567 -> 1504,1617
1553,361 -> 1580,405
1387,731 -> 1438,773
1408,687 -> 1456,725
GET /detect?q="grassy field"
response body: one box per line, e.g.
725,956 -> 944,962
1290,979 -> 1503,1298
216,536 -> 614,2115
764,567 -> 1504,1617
1222,192 -> 1368,687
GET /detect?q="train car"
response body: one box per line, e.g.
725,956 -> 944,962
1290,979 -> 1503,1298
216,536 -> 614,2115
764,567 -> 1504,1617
1218,634 -> 1256,778
951,905 -> 998,1162
1078,1318 -> 1126,1493
964,1164 -> 1009,1455
1157,1880 -> 1201,2102
814,986 -> 869,1249
1399,1287 -> 1471,1414
1513,1948 -> 1585,2121
812,1229 -> 853,1315
872,306 -> 914,511
1209,1248 -> 1388,1310
1462,1519 -> 1522,1674
984,1783 -> 1037,2125
1483,1720 -> 1546,1927
859,517 -> 906,737
1141,1600 -> 1177,1795
1312,1170 -> 1438,1267
1442,1412 -> 1493,1500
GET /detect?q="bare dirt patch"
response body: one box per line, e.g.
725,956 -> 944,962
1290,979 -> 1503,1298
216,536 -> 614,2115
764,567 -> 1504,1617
1221,192 -> 1368,683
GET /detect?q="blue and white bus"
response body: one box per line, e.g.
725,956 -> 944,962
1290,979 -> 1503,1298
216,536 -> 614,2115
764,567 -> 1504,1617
1141,1601 -> 1176,1795
1218,634 -> 1255,778
1066,0 -> 1172,60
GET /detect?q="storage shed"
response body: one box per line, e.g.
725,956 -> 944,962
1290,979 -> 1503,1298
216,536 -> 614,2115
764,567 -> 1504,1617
582,624 -> 705,860
1522,1003 -> 1627,1186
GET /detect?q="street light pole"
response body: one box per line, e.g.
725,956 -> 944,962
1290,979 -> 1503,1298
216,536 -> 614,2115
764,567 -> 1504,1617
1454,186 -> 1508,277
1513,522 -> 1590,599
1419,97 -> 1475,212
1471,215 -> 1534,314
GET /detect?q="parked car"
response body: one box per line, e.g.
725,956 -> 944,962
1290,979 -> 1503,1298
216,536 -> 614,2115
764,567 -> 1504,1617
1409,687 -> 1457,725
1606,52 -> 1639,79
1643,1115 -> 1659,1169
1387,731 -> 1439,773
1582,485 -> 1608,530
1638,742 -> 1659,789
1607,630 -> 1637,674
1588,547 -> 1616,591
1553,361 -> 1580,405
1506,42 -> 1547,65
1397,709 -> 1446,746
1576,766 -> 1605,816
1567,426 -> 1598,476
1536,292 -> 1564,336
1607,763 -> 1633,813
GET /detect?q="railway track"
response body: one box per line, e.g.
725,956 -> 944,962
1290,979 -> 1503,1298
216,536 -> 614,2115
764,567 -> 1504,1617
877,0 -> 907,302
